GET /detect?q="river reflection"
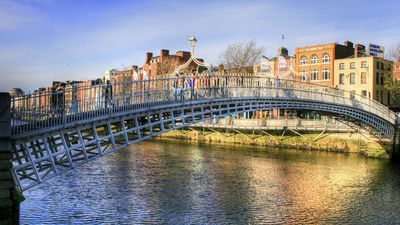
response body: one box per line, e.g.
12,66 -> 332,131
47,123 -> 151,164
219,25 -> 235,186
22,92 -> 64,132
21,140 -> 400,224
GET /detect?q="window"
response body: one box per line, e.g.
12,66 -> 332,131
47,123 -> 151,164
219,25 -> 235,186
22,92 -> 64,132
380,91 -> 384,103
300,70 -> 307,82
350,62 -> 355,69
311,69 -> 318,80
381,62 -> 384,70
300,56 -> 307,65
361,90 -> 367,97
376,61 -> 380,69
349,73 -> 355,84
361,72 -> 367,84
376,90 -> 379,101
361,61 -> 367,68
322,68 -> 330,80
311,55 -> 318,64
339,73 -> 345,84
380,74 -> 384,85
339,63 -> 345,70
376,72 -> 380,84
322,53 -> 330,63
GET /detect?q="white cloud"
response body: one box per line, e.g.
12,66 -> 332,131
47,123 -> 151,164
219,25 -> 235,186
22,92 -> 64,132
1,0 -> 400,92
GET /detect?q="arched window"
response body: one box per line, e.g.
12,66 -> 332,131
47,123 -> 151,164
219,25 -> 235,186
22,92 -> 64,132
311,55 -> 318,64
322,68 -> 330,80
300,70 -> 307,82
322,53 -> 330,63
311,69 -> 318,80
300,56 -> 307,65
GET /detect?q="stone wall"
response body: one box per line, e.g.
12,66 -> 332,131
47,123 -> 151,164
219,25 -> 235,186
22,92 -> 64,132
159,127 -> 391,159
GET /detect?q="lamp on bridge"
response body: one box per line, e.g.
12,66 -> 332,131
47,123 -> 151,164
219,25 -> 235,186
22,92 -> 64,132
172,35 -> 210,75
188,35 -> 197,56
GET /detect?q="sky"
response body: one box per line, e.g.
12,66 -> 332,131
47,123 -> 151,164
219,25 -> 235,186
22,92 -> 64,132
0,0 -> 399,91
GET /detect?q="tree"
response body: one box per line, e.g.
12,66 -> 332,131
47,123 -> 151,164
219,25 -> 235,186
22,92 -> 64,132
218,40 -> 265,72
388,41 -> 400,61
157,57 -> 177,76
384,74 -> 400,105
384,41 -> 400,106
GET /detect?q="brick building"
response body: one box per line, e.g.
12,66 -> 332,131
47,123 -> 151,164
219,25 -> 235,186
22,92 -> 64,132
394,61 -> 400,79
139,49 -> 205,79
295,41 -> 362,86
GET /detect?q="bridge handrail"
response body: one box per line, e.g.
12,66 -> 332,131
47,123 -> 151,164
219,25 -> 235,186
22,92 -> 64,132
10,75 -> 396,135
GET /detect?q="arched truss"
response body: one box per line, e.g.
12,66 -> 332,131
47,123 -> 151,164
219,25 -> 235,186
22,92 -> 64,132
172,55 -> 211,75
10,76 -> 398,190
11,97 -> 395,191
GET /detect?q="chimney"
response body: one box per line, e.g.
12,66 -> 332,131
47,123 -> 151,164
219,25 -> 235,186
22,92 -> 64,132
160,49 -> 169,61
344,41 -> 354,49
354,44 -> 365,58
176,51 -> 191,60
278,47 -> 288,56
145,52 -> 153,64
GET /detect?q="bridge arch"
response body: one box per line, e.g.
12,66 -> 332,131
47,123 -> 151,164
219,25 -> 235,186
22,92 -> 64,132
10,76 -> 397,190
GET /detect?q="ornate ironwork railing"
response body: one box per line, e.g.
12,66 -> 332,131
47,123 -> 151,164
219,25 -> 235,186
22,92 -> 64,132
10,74 -> 397,136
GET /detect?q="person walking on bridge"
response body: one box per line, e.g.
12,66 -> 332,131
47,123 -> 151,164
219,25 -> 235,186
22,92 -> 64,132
189,72 -> 196,100
104,80 -> 113,108
173,74 -> 179,101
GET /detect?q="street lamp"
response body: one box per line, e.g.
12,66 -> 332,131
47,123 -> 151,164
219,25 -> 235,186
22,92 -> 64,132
188,35 -> 197,55
172,35 -> 210,76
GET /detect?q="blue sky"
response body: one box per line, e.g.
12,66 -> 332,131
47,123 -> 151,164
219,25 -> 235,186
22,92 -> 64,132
1,0 -> 399,91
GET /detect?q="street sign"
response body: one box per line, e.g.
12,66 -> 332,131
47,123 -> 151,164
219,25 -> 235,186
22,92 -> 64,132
367,44 -> 385,58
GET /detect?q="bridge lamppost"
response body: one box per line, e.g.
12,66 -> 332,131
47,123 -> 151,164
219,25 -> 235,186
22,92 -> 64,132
188,35 -> 197,56
172,35 -> 210,76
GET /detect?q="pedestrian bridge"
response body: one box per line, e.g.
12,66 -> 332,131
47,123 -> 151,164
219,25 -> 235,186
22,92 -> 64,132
9,75 -> 397,191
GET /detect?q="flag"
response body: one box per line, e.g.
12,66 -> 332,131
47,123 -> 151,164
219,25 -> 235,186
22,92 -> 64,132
261,55 -> 270,72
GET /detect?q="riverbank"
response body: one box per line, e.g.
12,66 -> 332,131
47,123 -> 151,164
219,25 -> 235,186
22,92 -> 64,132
158,127 -> 391,159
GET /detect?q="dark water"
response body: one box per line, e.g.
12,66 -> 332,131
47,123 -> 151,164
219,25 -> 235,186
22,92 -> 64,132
21,140 -> 400,224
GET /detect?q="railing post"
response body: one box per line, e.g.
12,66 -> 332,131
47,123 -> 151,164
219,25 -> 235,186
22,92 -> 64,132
0,93 -> 24,224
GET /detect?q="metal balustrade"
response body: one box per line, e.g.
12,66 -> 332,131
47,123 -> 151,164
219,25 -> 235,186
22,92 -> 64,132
9,74 -> 399,191
10,75 -> 396,138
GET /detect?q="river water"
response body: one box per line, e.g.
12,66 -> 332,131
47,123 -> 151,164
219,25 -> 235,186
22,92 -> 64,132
21,140 -> 400,224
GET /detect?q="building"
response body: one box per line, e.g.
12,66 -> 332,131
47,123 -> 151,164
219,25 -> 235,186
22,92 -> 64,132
103,66 -> 136,83
254,47 -> 295,79
295,41 -> 362,86
139,49 -> 205,79
393,61 -> 400,79
9,88 -> 24,97
334,55 -> 393,105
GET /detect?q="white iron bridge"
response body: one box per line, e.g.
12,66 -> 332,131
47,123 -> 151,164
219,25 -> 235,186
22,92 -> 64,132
9,74 -> 398,191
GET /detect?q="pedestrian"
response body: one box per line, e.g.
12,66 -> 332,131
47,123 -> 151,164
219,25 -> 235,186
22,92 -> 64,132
104,80 -> 113,108
189,72 -> 196,100
173,74 -> 179,101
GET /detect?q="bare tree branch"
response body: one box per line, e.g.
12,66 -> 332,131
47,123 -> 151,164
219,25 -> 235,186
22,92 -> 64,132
388,41 -> 400,61
219,40 -> 265,71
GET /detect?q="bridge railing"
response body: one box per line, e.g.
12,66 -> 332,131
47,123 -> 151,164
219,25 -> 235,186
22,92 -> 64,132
10,75 -> 397,136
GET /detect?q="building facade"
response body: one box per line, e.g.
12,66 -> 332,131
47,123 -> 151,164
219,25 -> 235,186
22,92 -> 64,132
393,60 -> 400,79
295,41 -> 360,86
254,47 -> 296,80
334,56 -> 393,105
139,49 -> 205,79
